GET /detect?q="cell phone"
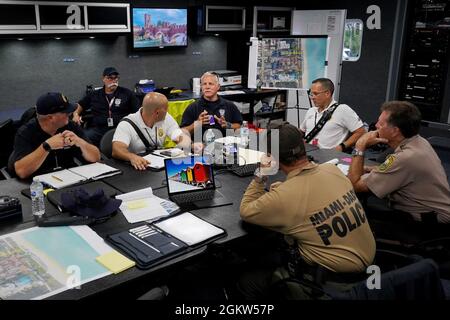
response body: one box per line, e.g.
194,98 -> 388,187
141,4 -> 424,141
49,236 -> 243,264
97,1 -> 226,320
160,150 -> 173,157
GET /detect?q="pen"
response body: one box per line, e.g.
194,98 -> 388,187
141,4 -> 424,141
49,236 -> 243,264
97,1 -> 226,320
52,175 -> 63,182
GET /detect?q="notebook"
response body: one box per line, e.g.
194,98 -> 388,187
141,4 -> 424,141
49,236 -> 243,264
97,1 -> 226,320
106,212 -> 226,269
164,156 -> 232,209
34,162 -> 121,189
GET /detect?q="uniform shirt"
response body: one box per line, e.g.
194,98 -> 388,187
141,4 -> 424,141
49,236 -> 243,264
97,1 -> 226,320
180,96 -> 243,139
300,100 -> 364,149
240,163 -> 375,273
78,86 -> 140,128
9,118 -> 90,176
364,135 -> 450,223
113,108 -> 183,154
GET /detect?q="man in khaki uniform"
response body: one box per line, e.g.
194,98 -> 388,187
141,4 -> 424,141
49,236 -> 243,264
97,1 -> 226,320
239,123 -> 375,299
348,101 -> 450,224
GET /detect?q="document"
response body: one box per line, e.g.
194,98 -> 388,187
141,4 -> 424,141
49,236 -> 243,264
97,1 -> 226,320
116,187 -> 178,223
143,154 -> 165,169
35,162 -> 121,189
155,212 -> 225,246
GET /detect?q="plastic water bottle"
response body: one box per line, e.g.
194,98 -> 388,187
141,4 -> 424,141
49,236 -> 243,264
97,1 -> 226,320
205,128 -> 215,145
30,177 -> 45,218
240,121 -> 249,148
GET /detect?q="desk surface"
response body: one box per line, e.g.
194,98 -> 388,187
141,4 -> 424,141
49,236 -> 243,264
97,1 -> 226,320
0,147 -> 371,299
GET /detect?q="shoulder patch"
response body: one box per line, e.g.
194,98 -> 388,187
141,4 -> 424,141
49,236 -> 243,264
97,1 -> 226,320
378,154 -> 396,172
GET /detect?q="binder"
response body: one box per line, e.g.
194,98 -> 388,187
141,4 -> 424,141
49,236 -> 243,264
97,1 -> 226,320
34,162 -> 122,189
106,212 -> 227,269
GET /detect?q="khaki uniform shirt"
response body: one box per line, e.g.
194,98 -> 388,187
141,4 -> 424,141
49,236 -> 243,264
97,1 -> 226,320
364,135 -> 450,223
240,163 -> 375,273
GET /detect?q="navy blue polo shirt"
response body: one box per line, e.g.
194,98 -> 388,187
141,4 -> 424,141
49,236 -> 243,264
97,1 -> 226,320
9,118 -> 91,176
78,86 -> 140,127
180,96 -> 243,138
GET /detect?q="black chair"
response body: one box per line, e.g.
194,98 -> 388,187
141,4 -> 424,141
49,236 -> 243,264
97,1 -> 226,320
273,251 -> 445,300
99,128 -> 116,159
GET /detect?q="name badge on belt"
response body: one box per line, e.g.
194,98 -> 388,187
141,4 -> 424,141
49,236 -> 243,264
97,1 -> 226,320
107,118 -> 114,127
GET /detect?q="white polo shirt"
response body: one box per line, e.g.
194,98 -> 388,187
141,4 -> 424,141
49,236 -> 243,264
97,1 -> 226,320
300,100 -> 364,149
113,108 -> 183,154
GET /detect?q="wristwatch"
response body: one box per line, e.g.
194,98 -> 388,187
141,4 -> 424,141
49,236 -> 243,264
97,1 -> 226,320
42,141 -> 52,152
351,148 -> 364,157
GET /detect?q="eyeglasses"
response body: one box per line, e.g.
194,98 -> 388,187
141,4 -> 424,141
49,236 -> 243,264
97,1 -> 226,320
308,90 -> 328,97
105,76 -> 119,81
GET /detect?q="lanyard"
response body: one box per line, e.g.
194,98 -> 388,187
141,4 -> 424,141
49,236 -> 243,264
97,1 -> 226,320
144,126 -> 158,149
105,95 -> 116,118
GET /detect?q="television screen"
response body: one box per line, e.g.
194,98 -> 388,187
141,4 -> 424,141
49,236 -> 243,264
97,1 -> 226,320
132,8 -> 188,49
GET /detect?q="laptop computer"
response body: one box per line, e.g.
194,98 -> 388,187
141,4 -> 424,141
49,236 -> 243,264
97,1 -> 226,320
164,156 -> 232,209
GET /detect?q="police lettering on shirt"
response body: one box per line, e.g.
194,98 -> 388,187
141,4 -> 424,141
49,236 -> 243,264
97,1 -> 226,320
309,190 -> 368,245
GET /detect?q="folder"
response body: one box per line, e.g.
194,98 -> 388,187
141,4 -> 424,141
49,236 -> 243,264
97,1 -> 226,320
106,212 -> 226,269
34,162 -> 121,189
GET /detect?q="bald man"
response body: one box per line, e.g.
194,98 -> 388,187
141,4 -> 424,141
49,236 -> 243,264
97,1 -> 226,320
112,92 -> 190,170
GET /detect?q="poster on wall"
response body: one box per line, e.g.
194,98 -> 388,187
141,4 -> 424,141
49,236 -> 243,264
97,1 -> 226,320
249,36 -> 329,90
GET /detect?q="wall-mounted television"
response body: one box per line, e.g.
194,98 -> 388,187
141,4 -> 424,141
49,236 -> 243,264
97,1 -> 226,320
132,8 -> 188,50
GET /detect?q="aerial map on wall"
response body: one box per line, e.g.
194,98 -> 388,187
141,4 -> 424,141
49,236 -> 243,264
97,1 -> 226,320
0,226 -> 111,300
256,37 -> 328,90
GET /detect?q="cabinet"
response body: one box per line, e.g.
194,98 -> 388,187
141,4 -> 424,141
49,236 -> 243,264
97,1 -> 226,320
398,0 -> 450,122
0,1 -> 130,34
252,6 -> 294,37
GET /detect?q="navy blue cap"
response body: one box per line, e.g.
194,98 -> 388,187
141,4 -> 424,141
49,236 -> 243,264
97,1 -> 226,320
103,67 -> 119,77
36,92 -> 76,115
61,188 -> 122,219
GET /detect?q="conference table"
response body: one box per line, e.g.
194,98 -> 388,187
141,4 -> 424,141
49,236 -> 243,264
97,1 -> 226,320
0,145 -> 374,299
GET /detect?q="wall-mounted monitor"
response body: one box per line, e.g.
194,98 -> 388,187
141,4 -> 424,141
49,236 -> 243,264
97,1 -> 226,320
132,8 -> 187,50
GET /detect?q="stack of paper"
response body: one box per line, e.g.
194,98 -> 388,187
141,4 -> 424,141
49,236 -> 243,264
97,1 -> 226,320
115,187 -> 179,223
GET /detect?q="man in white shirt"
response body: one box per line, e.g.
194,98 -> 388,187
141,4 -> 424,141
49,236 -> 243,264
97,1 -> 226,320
112,92 -> 191,170
300,78 -> 366,151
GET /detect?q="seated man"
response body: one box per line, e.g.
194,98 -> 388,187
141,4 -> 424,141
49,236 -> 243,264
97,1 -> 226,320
10,92 -> 100,179
300,78 -> 366,151
180,71 -> 242,141
348,100 -> 450,225
112,92 -> 192,170
73,67 -> 140,146
239,123 -> 375,299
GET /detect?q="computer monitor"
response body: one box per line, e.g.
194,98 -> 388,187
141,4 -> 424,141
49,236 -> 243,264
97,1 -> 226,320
132,8 -> 188,50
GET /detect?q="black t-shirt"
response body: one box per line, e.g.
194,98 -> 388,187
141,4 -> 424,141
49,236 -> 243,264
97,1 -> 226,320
180,96 -> 243,139
9,118 -> 91,176
78,86 -> 140,127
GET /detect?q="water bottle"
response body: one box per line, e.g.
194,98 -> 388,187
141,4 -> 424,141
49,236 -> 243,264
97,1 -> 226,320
240,121 -> 249,148
205,128 -> 215,145
30,177 -> 45,218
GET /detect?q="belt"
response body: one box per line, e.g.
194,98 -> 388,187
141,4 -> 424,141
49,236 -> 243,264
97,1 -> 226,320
297,259 -> 367,284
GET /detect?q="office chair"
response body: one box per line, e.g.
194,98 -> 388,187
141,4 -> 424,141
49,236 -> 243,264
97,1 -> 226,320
0,119 -> 15,170
272,251 -> 445,300
99,128 -> 116,159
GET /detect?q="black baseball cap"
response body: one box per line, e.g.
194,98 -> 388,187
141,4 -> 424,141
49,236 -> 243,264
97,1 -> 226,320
36,92 -> 76,115
103,67 -> 119,77
267,121 -> 305,161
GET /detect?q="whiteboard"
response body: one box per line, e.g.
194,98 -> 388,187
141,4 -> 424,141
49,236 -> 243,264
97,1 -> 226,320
248,36 -> 329,90
287,9 -> 347,127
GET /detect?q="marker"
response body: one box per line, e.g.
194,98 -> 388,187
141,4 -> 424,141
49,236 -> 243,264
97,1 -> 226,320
51,175 -> 63,182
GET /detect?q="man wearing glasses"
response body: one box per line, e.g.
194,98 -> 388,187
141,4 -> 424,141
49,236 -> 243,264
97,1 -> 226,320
73,67 -> 140,146
9,92 -> 100,179
300,78 -> 365,152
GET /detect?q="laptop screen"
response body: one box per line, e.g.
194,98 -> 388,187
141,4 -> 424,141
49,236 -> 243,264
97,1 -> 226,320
164,156 -> 216,195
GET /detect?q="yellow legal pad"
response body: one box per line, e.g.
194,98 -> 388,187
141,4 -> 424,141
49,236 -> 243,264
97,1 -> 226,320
96,251 -> 136,274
